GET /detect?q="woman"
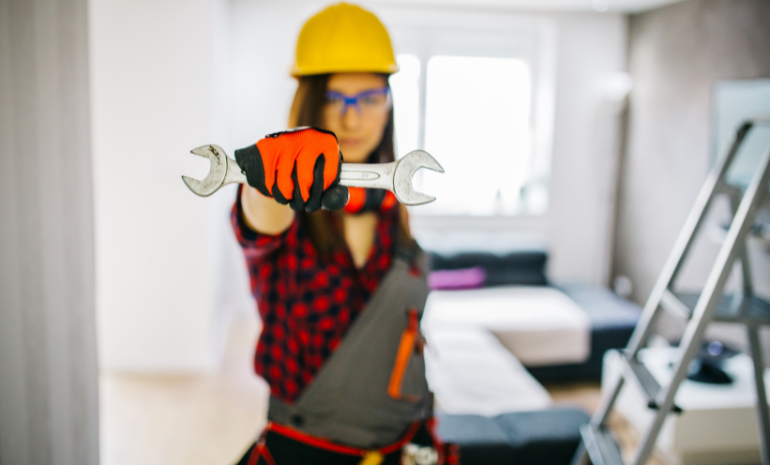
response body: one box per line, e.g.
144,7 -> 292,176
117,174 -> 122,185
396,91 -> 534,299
232,4 -> 455,464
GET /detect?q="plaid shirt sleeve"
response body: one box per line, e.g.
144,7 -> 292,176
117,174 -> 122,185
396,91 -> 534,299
230,186 -> 297,266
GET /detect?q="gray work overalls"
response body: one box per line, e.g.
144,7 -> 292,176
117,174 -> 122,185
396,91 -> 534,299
267,242 -> 433,451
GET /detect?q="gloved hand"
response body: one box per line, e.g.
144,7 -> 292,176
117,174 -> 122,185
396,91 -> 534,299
235,128 -> 349,212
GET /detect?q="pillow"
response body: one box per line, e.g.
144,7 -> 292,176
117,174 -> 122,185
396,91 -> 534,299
428,267 -> 486,290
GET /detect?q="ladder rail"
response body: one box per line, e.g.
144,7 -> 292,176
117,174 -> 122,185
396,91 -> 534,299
571,357 -> 626,465
632,137 -> 770,465
666,121 -> 758,282
727,187 -> 755,298
748,327 -> 770,465
593,373 -> 625,426
571,118 -> 770,465
625,122 -> 755,355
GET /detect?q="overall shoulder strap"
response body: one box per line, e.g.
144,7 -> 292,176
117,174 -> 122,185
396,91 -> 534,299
394,237 -> 420,263
394,237 -> 428,276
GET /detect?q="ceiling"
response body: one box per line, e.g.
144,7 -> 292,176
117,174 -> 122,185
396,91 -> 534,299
368,0 -> 685,13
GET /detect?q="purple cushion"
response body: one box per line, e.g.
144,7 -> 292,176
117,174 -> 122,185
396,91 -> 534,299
428,267 -> 486,290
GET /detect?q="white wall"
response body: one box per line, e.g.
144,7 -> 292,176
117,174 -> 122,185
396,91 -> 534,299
228,1 -> 628,285
90,0 -> 244,372
528,10 -> 628,285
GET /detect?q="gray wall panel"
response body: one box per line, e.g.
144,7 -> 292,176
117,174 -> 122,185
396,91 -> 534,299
614,0 -> 770,303
613,0 -> 770,348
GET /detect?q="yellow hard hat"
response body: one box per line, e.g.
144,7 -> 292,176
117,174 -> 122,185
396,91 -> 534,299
291,3 -> 398,77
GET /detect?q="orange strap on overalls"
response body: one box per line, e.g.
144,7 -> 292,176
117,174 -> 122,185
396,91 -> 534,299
388,309 -> 423,401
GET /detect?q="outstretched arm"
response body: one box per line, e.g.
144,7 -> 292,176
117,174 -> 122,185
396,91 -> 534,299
240,185 -> 294,235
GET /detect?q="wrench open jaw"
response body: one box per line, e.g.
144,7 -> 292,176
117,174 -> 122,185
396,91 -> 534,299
182,145 -> 443,206
182,144 -> 246,197
338,150 -> 444,205
394,150 -> 444,205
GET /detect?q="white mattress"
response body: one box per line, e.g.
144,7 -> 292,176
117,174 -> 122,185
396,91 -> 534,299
423,286 -> 591,366
423,327 -> 551,416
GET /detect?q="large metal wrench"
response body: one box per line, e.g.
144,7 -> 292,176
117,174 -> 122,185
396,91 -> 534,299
181,144 -> 444,205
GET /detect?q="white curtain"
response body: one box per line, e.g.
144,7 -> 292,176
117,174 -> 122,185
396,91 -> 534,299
0,0 -> 99,463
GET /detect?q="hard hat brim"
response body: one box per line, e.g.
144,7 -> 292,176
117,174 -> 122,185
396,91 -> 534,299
291,62 -> 400,78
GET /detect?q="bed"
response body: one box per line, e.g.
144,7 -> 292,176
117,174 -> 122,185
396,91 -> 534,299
422,300 -> 591,464
418,231 -> 641,383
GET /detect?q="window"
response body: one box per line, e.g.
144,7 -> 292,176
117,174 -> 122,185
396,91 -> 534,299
423,56 -> 531,215
384,13 -> 556,217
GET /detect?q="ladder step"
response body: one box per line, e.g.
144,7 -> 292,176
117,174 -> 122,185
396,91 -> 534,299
580,424 -> 624,465
660,289 -> 691,319
621,350 -> 660,404
621,351 -> 682,413
675,292 -> 770,327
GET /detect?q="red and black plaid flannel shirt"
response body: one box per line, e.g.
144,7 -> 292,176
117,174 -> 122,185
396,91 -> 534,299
231,188 -> 397,403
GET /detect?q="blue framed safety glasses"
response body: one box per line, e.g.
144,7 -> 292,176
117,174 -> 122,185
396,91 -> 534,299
325,87 -> 392,117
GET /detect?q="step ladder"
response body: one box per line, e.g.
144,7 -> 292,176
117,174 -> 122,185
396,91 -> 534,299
571,117 -> 770,465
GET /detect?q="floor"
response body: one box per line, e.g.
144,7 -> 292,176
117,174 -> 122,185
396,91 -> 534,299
99,315 -> 269,465
100,315 -> 663,465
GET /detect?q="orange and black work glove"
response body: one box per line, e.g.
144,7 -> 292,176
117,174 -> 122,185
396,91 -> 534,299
235,128 -> 349,212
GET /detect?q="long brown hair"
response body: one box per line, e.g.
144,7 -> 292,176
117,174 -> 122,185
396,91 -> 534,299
288,74 -> 412,257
